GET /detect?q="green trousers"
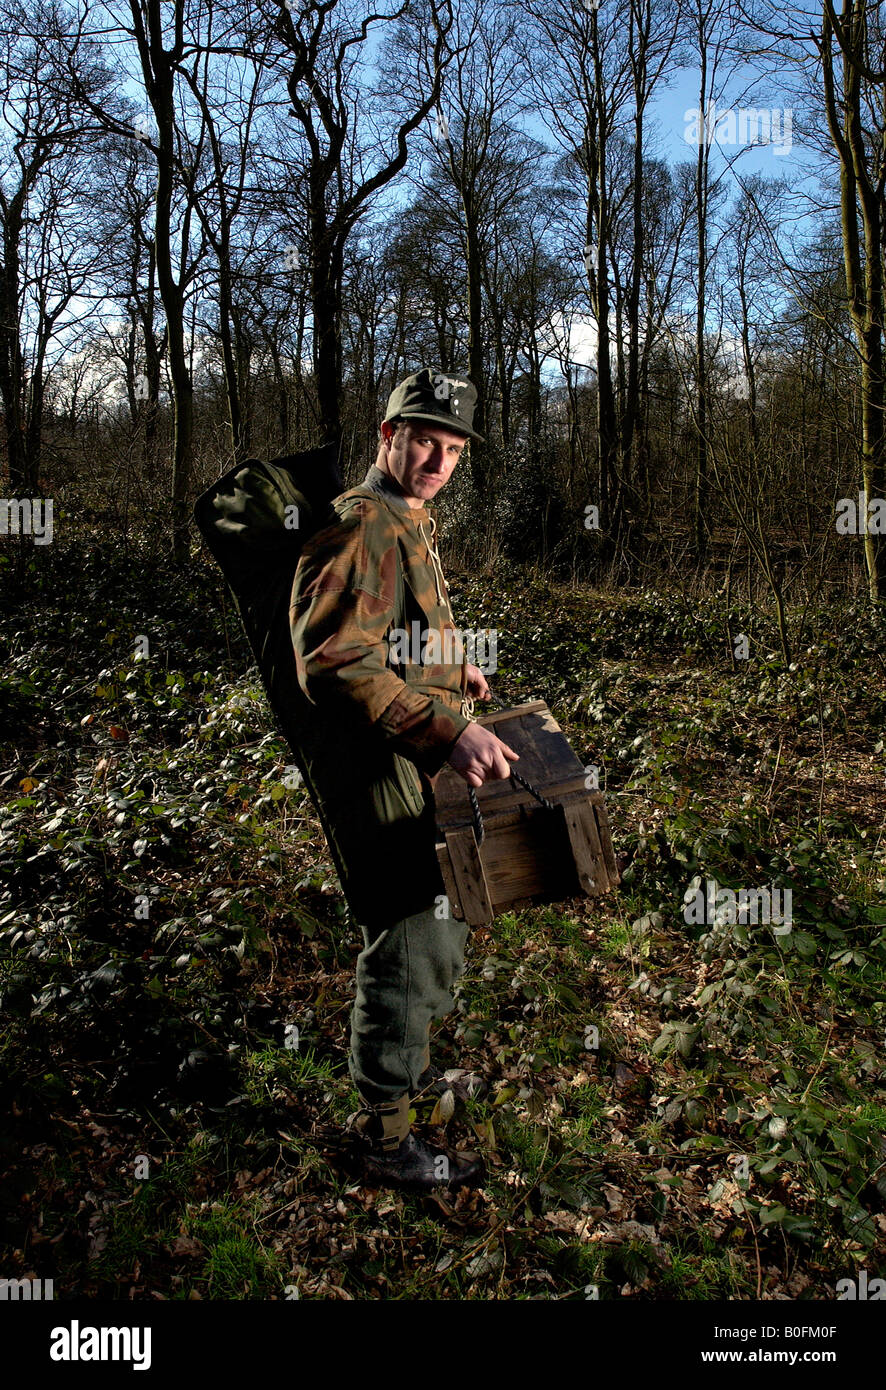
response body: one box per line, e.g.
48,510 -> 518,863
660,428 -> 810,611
349,901 -> 469,1104
291,711 -> 469,1103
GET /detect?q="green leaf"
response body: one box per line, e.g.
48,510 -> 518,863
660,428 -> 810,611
759,1203 -> 788,1225
553,983 -> 583,1012
651,1025 -> 675,1056
780,1214 -> 816,1240
492,1085 -> 518,1107
792,931 -> 818,958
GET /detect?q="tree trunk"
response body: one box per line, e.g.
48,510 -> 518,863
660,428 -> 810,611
821,0 -> 885,598
694,59 -> 710,566
311,218 -> 344,444
132,0 -> 194,561
0,206 -> 29,492
217,249 -> 243,462
462,186 -> 487,490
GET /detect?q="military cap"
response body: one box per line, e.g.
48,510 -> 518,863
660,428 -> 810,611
383,367 -> 484,442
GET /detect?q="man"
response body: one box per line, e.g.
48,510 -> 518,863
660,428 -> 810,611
289,368 -> 518,1192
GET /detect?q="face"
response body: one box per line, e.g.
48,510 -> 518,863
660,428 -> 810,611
378,420 -> 468,508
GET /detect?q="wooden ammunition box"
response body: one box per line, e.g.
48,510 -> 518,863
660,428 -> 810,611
433,700 -> 619,926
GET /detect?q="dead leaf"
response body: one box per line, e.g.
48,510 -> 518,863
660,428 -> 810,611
430,1089 -> 456,1125
169,1235 -> 205,1258
602,1183 -> 630,1217
613,1063 -> 647,1097
544,1210 -> 580,1233
472,1118 -> 496,1148
466,1245 -> 503,1278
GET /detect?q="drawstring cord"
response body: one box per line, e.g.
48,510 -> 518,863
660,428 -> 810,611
418,516 -> 449,613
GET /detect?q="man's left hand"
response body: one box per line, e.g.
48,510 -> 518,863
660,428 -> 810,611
465,662 -> 491,701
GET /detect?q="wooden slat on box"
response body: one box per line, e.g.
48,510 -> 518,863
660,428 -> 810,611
562,799 -> 604,897
434,700 -> 619,926
594,801 -> 619,885
444,828 -> 493,924
435,774 -> 591,831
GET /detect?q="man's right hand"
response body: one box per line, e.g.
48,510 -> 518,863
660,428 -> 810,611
447,722 -> 519,788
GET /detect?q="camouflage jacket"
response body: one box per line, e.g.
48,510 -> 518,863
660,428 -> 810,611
289,464 -> 471,777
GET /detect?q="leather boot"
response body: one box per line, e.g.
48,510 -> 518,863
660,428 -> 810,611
348,1093 -> 485,1193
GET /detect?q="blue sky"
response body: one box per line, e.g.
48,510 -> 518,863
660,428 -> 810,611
653,67 -> 799,171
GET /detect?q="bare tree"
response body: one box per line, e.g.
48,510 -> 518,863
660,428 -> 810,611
178,12 -> 274,463
272,0 -> 456,443
519,0 -> 677,570
0,0 -> 116,492
99,134 -> 168,461
121,0 -> 214,559
683,0 -> 739,564
817,0 -> 886,599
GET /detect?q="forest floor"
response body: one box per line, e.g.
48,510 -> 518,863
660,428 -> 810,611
1,530 -> 885,1300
